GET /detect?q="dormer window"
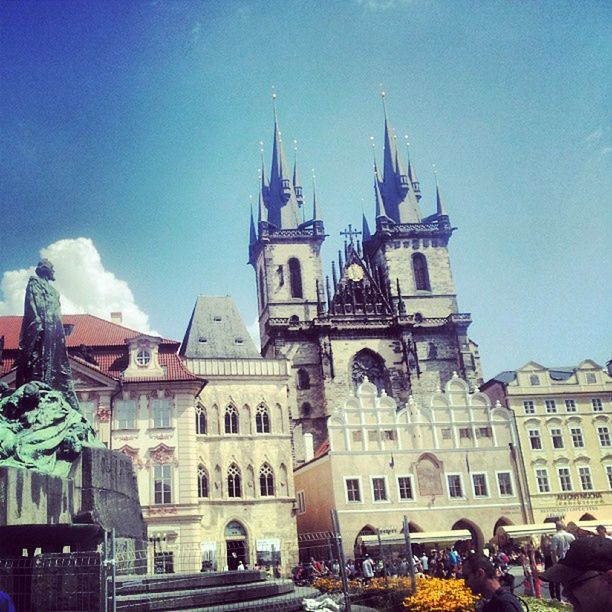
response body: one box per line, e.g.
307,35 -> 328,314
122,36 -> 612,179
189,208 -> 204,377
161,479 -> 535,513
136,349 -> 151,367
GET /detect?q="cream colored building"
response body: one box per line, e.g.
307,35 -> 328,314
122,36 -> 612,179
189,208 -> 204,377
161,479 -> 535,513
481,360 -> 612,525
294,374 -> 527,558
1,304 -> 299,573
180,296 -> 298,572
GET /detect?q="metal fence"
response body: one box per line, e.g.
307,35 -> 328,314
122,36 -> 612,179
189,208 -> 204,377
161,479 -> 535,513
0,552 -> 103,612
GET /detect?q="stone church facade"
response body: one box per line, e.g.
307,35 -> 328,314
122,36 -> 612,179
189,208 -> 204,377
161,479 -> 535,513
249,99 -> 483,459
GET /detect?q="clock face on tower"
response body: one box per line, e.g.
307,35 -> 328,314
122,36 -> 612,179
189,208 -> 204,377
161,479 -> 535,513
346,263 -> 365,282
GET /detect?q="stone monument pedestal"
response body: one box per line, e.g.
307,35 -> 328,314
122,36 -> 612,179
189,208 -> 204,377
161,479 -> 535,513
0,447 -> 147,610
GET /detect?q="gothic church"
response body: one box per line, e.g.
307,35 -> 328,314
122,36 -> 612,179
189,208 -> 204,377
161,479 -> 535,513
249,97 -> 483,458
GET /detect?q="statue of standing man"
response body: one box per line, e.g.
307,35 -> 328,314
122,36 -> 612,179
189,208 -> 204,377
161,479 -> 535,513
15,259 -> 80,412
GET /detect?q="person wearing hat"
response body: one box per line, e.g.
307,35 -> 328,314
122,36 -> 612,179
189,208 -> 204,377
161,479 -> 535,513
539,536 -> 612,611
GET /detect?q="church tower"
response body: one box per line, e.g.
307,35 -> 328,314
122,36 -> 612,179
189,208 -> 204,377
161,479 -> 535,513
249,94 -> 482,460
248,96 -> 326,355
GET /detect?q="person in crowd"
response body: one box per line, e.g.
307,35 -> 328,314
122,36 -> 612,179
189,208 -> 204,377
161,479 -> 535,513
361,554 -> 374,583
596,525 -> 612,539
463,554 -> 523,611
419,551 -> 429,575
498,564 -> 515,594
550,522 -> 576,601
540,536 -> 612,612
237,561 -> 245,571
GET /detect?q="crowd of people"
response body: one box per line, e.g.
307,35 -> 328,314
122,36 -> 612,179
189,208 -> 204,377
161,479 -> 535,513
292,522 -> 612,611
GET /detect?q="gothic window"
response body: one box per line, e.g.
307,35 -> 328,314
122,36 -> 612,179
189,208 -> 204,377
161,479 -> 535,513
224,404 -> 239,434
297,368 -> 310,390
259,463 -> 274,496
259,269 -> 266,307
255,403 -> 270,433
195,404 -> 207,435
301,402 -> 312,417
197,464 -> 209,498
412,253 -> 431,291
288,258 -> 303,298
227,463 -> 242,498
351,349 -> 391,395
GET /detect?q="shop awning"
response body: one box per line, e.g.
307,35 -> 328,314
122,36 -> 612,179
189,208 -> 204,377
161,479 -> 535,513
497,520 -> 612,539
359,529 -> 472,549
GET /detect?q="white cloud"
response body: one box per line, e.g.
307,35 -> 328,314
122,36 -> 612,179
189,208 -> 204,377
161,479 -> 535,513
0,238 -> 155,334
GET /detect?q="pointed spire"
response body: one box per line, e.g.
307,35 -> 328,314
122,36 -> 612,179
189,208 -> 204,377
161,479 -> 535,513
374,174 -> 388,219
259,141 -> 268,188
312,170 -> 322,221
293,139 -> 303,206
362,212 -> 371,241
249,196 -> 257,245
258,188 -> 267,224
434,168 -> 447,216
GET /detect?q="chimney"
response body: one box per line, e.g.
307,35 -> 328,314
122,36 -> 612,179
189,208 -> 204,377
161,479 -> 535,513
110,312 -> 123,325
304,433 -> 314,462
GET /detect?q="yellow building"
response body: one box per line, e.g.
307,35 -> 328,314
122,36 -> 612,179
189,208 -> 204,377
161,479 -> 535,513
481,360 -> 612,525
294,375 -> 527,559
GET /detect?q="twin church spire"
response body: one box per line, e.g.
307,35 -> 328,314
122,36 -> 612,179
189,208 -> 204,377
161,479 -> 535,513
249,92 -> 450,258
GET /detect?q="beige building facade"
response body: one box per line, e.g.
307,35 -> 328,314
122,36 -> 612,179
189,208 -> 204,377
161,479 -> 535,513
482,360 -> 612,525
294,375 -> 527,558
1,303 -> 299,573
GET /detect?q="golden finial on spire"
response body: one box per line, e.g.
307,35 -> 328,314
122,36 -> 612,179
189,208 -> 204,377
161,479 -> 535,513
404,135 -> 411,162
432,163 -> 439,186
293,139 -> 298,152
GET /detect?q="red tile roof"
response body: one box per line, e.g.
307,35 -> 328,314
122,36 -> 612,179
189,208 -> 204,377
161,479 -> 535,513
0,314 -> 176,349
314,439 -> 330,459
0,315 -> 201,383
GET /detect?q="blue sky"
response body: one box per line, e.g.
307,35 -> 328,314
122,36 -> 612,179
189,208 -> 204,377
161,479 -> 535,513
1,0 -> 610,379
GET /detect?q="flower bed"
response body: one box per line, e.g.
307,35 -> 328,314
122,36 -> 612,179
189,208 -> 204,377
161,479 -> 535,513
402,576 -> 480,611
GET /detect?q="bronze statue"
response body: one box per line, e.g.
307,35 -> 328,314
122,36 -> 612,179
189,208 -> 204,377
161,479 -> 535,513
0,259 -> 101,475
15,259 -> 79,411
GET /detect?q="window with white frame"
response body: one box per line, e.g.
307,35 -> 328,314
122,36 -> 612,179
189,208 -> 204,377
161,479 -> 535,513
459,428 -> 472,439
195,404 -> 207,435
441,428 -> 452,440
227,463 -> 242,498
345,478 -> 361,502
523,400 -> 535,414
592,398 -> 604,412
606,466 -> 612,490
447,474 -> 463,498
152,398 -> 171,428
545,400 -> 557,414
224,405 -> 239,434
153,464 -> 172,504
570,428 -> 584,448
259,463 -> 274,496
115,399 -> 137,429
497,472 -> 513,496
565,399 -> 576,413
598,426 -> 611,447
528,429 -> 542,450
371,477 -> 388,502
472,473 -> 488,497
551,428 -> 564,449
535,468 -> 550,493
397,476 -> 414,500
530,375 -> 540,386
296,490 -> 306,514
197,464 -> 209,498
558,467 -> 572,492
476,427 -> 492,438
578,466 -> 593,491
256,404 -> 271,434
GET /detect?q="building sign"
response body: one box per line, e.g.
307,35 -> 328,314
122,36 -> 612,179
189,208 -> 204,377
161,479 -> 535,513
256,538 -> 281,565
200,541 -> 217,571
555,492 -> 603,505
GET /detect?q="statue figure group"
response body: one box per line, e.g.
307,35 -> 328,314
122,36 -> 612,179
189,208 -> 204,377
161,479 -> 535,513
0,259 -> 101,475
